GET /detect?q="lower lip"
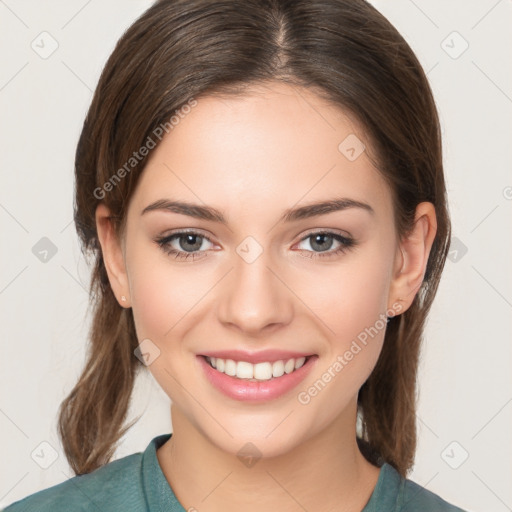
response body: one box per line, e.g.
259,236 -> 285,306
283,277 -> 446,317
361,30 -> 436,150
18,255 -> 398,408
197,355 -> 318,402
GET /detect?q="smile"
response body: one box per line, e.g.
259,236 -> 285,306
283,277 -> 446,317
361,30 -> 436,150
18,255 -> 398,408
205,355 -> 309,381
197,354 -> 318,402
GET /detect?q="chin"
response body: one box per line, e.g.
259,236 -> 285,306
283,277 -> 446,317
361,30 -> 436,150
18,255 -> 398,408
195,416 -> 306,461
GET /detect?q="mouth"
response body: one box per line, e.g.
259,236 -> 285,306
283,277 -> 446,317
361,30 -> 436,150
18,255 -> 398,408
201,354 -> 314,382
197,353 -> 318,402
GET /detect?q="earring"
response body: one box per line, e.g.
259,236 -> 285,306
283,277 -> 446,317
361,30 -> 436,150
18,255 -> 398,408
121,295 -> 127,302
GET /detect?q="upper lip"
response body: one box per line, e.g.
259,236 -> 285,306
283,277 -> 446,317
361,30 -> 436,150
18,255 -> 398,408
198,349 -> 315,364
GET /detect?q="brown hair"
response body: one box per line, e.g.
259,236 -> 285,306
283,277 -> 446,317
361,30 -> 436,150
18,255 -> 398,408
58,0 -> 450,477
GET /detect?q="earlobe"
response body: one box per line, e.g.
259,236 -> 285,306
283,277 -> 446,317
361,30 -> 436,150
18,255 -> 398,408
95,203 -> 131,308
388,202 -> 437,313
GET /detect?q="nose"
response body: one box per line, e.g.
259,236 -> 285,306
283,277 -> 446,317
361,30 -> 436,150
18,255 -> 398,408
216,244 -> 294,336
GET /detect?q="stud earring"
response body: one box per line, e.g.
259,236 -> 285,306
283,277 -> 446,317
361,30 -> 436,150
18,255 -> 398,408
121,295 -> 127,302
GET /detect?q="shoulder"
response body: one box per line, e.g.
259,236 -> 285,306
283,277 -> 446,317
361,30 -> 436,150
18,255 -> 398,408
400,473 -> 468,512
2,452 -> 146,512
368,463 -> 469,512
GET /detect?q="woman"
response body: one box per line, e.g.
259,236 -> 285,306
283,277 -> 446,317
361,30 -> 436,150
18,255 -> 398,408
3,0 -> 468,510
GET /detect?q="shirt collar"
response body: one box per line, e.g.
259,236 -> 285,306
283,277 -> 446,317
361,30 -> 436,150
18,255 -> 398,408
141,433 -> 186,512
361,462 -> 403,511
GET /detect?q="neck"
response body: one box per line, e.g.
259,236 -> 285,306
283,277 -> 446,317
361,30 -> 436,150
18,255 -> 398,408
157,402 -> 380,512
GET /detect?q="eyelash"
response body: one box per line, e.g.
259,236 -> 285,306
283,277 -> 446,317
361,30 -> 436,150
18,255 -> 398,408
154,229 -> 356,261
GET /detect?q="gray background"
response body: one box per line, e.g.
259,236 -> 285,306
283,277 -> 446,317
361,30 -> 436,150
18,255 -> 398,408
1,1 -> 511,510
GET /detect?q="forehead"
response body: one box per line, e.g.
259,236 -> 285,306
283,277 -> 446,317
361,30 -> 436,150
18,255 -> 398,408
130,82 -> 393,224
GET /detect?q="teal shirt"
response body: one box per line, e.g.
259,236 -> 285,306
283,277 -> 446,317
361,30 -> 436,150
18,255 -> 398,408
2,433 -> 468,511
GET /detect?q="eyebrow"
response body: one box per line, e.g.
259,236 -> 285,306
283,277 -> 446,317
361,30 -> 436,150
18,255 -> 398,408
141,197 -> 375,223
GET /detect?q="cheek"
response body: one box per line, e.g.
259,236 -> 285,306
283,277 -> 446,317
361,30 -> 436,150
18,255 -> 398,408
335,265 -> 390,342
130,266 -> 199,342
128,255 -> 207,394
296,248 -> 393,344
127,240 -> 190,341
295,263 -> 390,418
296,246 -> 393,395
127,243 -> 219,353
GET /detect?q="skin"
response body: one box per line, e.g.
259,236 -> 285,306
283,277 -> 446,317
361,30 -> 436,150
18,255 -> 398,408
96,81 -> 437,512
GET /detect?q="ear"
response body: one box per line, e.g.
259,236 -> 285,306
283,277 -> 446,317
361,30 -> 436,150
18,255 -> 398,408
387,202 -> 437,314
95,203 -> 131,308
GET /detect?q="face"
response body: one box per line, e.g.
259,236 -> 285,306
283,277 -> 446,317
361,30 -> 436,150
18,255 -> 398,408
101,82 -> 411,458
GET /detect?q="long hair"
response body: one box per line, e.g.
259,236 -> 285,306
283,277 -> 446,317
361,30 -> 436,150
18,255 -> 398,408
58,0 -> 451,477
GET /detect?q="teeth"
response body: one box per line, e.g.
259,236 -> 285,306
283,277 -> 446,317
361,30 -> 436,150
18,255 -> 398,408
284,358 -> 295,374
272,360 -> 285,378
237,361 -> 254,379
223,359 -> 236,376
205,356 -> 308,381
294,357 -> 306,369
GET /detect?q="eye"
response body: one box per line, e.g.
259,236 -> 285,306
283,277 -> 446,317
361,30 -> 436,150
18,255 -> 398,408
154,230 -> 214,261
154,229 -> 356,262
295,231 -> 356,259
